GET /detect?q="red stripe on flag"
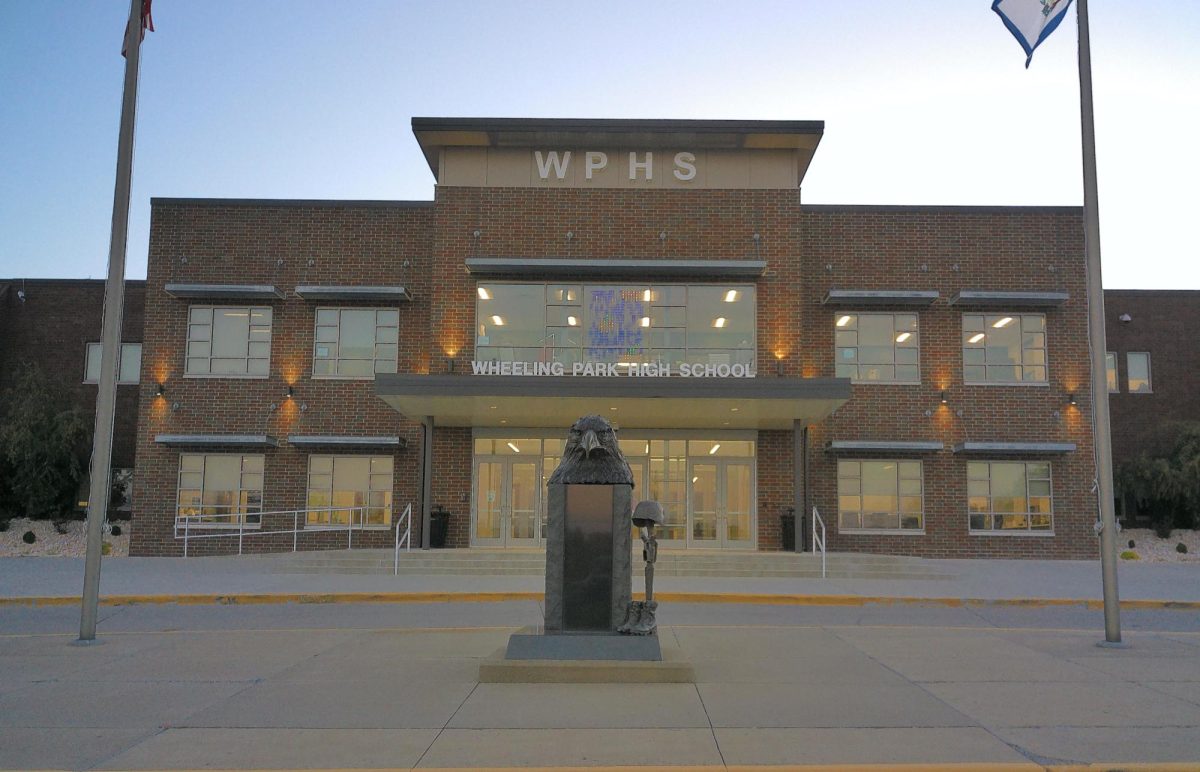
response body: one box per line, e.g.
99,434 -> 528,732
121,0 -> 154,58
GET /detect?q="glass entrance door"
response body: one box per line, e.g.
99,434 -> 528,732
688,459 -> 755,549
473,457 -> 542,547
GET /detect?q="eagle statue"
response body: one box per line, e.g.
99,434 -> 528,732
547,414 -> 634,486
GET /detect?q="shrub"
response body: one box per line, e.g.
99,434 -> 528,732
1116,422 -> 1200,539
0,518 -> 9,533
101,541 -> 111,556
22,531 -> 36,544
0,363 -> 91,519
110,524 -> 122,536
1178,543 -> 1189,554
1119,550 -> 1139,560
53,520 -> 71,535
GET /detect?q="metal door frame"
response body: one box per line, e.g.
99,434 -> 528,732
685,457 -> 756,549
471,455 -> 544,548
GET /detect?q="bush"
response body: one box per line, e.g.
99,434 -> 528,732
1117,422 -> 1200,539
22,531 -> 36,544
110,524 -> 122,536
0,363 -> 91,519
0,518 -> 9,533
1178,543 -> 1189,554
53,520 -> 71,535
101,541 -> 111,556
1120,550 -> 1139,560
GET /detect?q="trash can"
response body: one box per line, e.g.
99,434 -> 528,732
781,509 -> 796,552
429,505 -> 450,548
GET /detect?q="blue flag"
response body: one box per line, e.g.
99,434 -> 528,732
993,0 -> 1074,67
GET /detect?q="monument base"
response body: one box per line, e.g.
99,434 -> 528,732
478,626 -> 694,683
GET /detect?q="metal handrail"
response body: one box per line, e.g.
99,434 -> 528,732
812,505 -> 826,578
394,502 -> 412,575
175,506 -> 392,557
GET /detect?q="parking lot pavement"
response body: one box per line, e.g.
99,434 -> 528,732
0,601 -> 1198,770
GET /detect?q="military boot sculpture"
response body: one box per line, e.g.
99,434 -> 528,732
620,500 -> 663,636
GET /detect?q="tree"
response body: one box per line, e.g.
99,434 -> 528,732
1116,422 -> 1200,538
0,363 -> 91,519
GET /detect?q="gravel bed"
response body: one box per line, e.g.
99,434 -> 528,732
1120,528 -> 1200,562
0,518 -> 130,558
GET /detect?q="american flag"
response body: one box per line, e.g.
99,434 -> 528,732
121,0 -> 154,58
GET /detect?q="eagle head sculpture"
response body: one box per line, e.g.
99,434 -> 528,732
547,414 -> 634,486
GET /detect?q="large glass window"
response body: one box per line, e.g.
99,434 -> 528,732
186,306 -> 272,376
968,461 -> 1052,532
834,313 -> 919,383
306,455 -> 393,527
313,308 -> 399,378
475,283 -> 755,371
837,460 -> 923,531
962,314 -> 1047,383
176,454 -> 263,526
1126,352 -> 1152,393
1106,352 -> 1118,392
84,342 -> 141,384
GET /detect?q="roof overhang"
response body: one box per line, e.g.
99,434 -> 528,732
465,258 -> 767,279
287,435 -> 408,449
164,284 -> 284,301
155,434 -> 279,448
949,290 -> 1069,308
412,117 -> 824,183
294,285 -> 413,302
827,440 -> 945,453
823,290 -> 940,307
953,442 -> 1076,455
375,374 -> 849,430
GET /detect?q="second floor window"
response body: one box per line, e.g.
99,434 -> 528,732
1106,352 -> 1118,392
313,308 -> 399,378
1126,352 -> 1152,393
186,306 -> 272,377
962,313 -> 1047,384
834,313 -> 920,383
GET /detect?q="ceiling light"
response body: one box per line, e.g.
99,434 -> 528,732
993,317 -> 1014,328
968,333 -> 985,343
477,287 -> 491,300
507,442 -> 520,453
644,443 -> 650,454
641,316 -> 650,327
713,317 -> 727,328
491,315 -> 504,326
895,332 -> 912,343
836,315 -> 853,327
692,476 -> 699,484
643,289 -> 652,302
724,290 -> 739,303
709,443 -> 721,455
567,315 -> 578,326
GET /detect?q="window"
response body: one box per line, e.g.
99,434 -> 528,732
475,283 -> 755,371
1126,352 -> 1152,393
1106,352 -> 1118,393
968,461 -> 1052,532
186,306 -> 272,376
837,460 -> 924,531
84,342 -> 141,384
176,454 -> 263,526
834,313 -> 919,383
306,455 -> 393,527
313,308 -> 399,378
962,314 -> 1047,383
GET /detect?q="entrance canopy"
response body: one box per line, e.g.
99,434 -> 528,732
375,374 -> 849,430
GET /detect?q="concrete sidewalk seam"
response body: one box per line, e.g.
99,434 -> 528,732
3,591 -> 1200,610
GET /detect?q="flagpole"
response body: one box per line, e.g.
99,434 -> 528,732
79,0 -> 144,642
1075,0 -> 1122,646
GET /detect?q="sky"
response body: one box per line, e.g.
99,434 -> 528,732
1,1 -> 1198,288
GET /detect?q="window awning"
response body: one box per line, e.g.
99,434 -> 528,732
953,441 -> 1076,455
375,374 -> 850,430
822,290 -> 939,307
155,434 -> 279,448
827,440 -> 944,453
949,290 -> 1069,308
294,285 -> 413,302
164,283 -> 284,300
287,435 -> 408,449
465,258 -> 767,279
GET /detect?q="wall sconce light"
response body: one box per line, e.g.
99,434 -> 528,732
285,386 -> 294,399
940,391 -> 948,405
1068,393 -> 1078,406
447,357 -> 456,374
155,383 -> 165,397
776,359 -> 784,376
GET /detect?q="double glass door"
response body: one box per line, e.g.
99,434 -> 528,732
474,457 -> 541,547
688,459 -> 754,549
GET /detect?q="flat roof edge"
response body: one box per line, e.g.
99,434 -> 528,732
802,204 -> 1083,215
412,117 -> 825,134
151,197 -> 435,209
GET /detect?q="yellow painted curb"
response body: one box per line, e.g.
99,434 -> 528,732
3,591 -> 1199,610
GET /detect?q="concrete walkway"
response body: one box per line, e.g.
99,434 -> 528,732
1,601 -> 1198,770
2,551 -> 1200,604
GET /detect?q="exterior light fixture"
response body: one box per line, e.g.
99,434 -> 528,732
992,317 -> 1014,328
1119,313 -> 1132,323
477,287 -> 491,300
447,358 -> 455,373
940,391 -> 948,404
155,383 -> 165,397
1069,393 -> 1078,406
713,317 -> 727,328
724,290 -> 739,303
836,315 -> 853,327
285,386 -> 294,399
776,359 -> 784,376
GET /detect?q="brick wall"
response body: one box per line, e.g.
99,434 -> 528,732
0,279 -> 145,469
